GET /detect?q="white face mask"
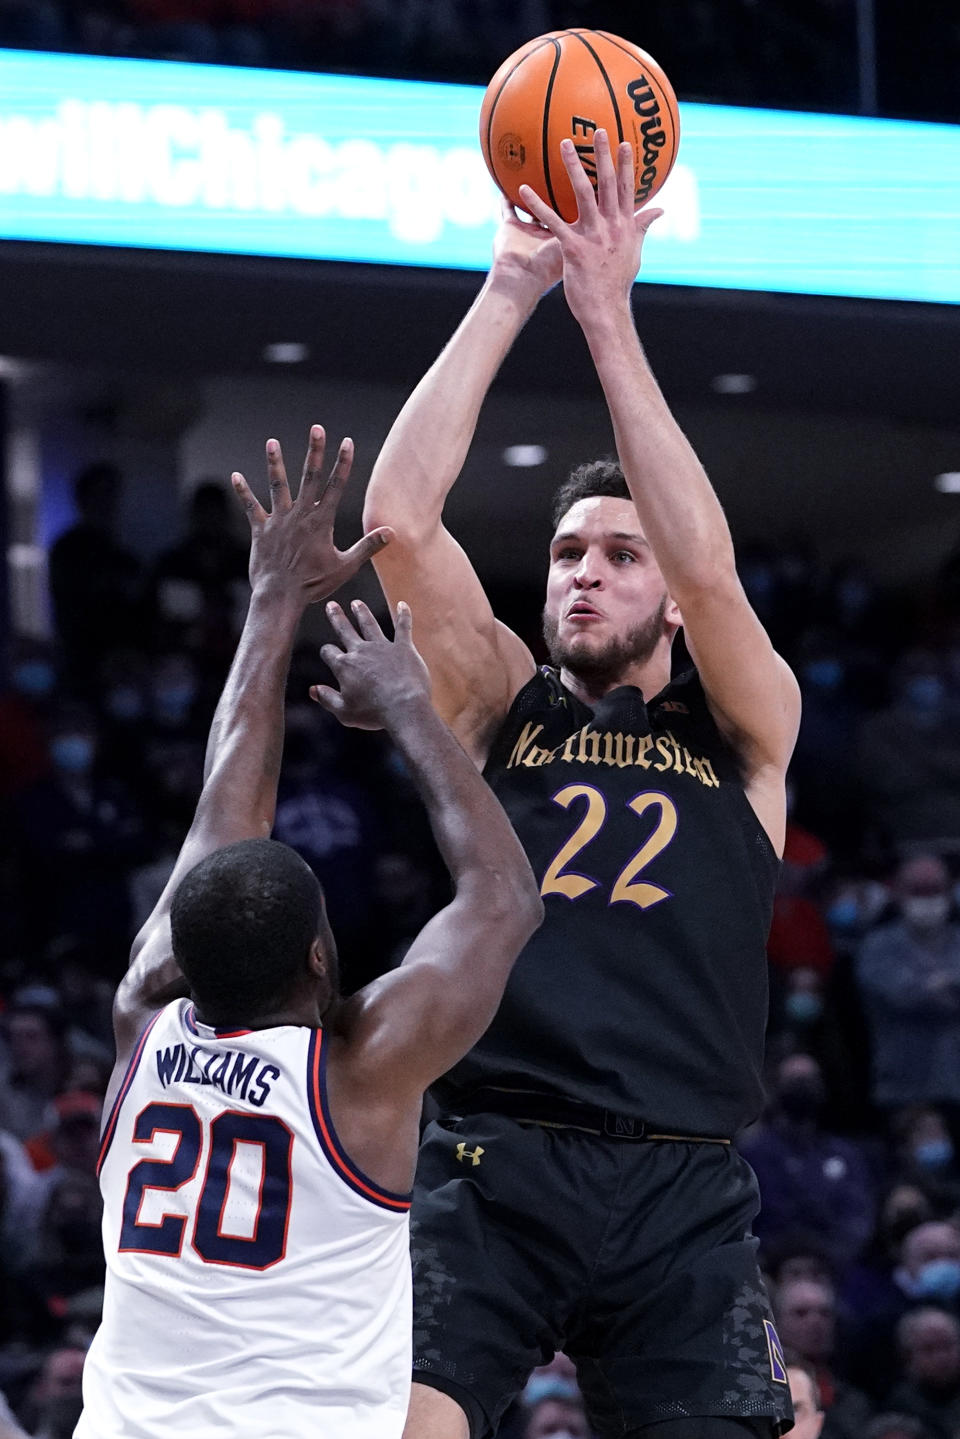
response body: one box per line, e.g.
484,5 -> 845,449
902,894 -> 951,929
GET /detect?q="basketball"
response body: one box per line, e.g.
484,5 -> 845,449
480,30 -> 680,223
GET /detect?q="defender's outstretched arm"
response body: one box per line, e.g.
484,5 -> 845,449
109,431 -> 390,1088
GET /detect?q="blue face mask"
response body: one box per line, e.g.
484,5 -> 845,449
802,659 -> 843,693
827,897 -> 861,932
106,686 -> 144,722
51,733 -> 95,774
916,1259 -> 960,1302
904,676 -> 945,714
913,1140 -> 955,1172
12,660 -> 55,699
524,1375 -> 581,1406
838,578 -> 870,616
742,565 -> 774,600
153,684 -> 196,721
785,991 -> 823,1025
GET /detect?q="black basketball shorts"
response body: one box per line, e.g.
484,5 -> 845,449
411,1113 -> 794,1439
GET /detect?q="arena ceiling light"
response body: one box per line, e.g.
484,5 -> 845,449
934,472 -> 960,493
263,342 -> 309,364
711,373 -> 757,395
503,445 -> 548,467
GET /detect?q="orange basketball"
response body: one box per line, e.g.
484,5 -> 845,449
479,30 -> 680,223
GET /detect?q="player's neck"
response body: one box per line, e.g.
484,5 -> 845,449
194,998 -> 325,1032
561,654 -> 673,709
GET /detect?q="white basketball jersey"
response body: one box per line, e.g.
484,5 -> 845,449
77,1000 -> 412,1439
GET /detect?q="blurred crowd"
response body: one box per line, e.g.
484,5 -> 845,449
1,0 -> 958,122
5,457 -> 960,1438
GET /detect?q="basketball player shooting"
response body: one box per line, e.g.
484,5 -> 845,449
363,131 -> 801,1439
76,427 -> 543,1439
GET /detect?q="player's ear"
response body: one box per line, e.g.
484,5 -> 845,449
308,938 -> 326,980
665,595 -> 683,631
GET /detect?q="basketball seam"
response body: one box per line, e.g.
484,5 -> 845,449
596,30 -> 680,183
541,39 -> 563,215
484,35 -> 557,195
569,31 -> 625,144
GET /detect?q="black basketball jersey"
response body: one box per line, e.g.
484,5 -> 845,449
435,666 -> 778,1137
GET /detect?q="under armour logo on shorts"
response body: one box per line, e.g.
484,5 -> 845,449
455,1143 -> 484,1166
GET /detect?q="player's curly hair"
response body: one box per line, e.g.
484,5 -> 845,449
171,837 -> 329,1026
551,458 -> 630,528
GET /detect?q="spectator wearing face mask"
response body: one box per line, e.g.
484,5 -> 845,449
893,1110 -> 960,1212
741,1054 -> 877,1266
857,652 -> 960,852
791,633 -> 865,855
0,637 -> 57,802
48,462 -> 143,697
10,702 -> 148,970
147,479 -> 250,678
843,1216 -> 960,1403
894,1224 -> 960,1311
499,1357 -> 587,1439
856,856 -> 960,1111
887,1308 -> 960,1439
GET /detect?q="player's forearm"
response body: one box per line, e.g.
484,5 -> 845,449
387,695 -> 541,917
584,305 -> 736,598
197,586 -> 301,834
363,276 -> 536,539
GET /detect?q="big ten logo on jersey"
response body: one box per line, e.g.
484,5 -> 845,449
508,720 -> 719,789
155,1042 -> 280,1108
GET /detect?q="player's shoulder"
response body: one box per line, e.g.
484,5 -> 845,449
649,666 -> 714,730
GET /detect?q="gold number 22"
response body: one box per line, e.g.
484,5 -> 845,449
540,784 -> 678,910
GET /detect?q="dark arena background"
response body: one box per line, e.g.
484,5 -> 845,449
2,2 -> 960,1436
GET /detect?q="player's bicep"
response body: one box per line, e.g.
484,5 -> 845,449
681,575 -> 801,774
371,524 -> 535,759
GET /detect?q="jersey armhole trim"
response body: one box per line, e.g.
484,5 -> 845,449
96,1008 -> 164,1177
306,1030 -> 411,1214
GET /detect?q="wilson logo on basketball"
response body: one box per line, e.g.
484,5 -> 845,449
497,133 -> 526,171
626,76 -> 667,202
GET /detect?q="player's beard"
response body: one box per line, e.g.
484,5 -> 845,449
542,595 -> 669,688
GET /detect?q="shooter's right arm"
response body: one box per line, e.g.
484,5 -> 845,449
361,210 -> 560,760
316,602 -> 543,1096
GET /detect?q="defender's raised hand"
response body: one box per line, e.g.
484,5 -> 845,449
518,128 -> 662,328
231,425 -> 392,607
312,599 -> 430,731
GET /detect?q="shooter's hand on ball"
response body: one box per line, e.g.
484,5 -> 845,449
519,127 -> 662,330
490,195 -> 562,302
231,426 -> 393,609
312,600 -> 431,732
